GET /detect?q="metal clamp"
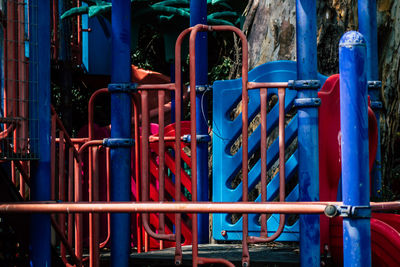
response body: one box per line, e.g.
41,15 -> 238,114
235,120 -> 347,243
108,83 -> 138,93
103,138 -> 135,148
368,80 -> 382,89
188,84 -> 212,93
324,205 -> 371,218
370,101 -> 382,109
182,134 -> 211,143
288,80 -> 320,90
294,97 -> 321,107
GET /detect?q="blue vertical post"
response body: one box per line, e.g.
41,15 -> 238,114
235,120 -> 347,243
29,0 -> 51,266
339,31 -> 372,267
190,0 -> 209,244
358,0 -> 382,196
296,0 -> 320,265
110,1 -> 131,266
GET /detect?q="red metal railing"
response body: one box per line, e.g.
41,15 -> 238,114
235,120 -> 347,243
51,107 -> 83,267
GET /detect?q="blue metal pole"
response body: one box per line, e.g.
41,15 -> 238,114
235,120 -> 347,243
110,1 -> 131,266
190,0 -> 209,244
296,0 -> 320,266
29,0 -> 51,266
358,0 -> 382,196
339,31 -> 372,267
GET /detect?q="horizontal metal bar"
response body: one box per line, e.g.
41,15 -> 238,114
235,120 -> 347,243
1,202 -> 397,215
247,82 -> 289,90
370,201 -> 400,211
148,136 -> 178,143
136,83 -> 176,91
0,201 -> 338,214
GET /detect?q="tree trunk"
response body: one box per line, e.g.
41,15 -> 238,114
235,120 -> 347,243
242,0 -> 400,197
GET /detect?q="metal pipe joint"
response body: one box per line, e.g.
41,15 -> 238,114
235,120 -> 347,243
288,79 -> 320,90
108,83 -> 138,92
324,205 -> 371,219
102,138 -> 135,148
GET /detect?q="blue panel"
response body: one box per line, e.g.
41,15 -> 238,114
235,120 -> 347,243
212,61 -> 326,241
82,4 -> 112,75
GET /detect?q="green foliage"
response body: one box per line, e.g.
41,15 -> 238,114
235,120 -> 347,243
209,56 -> 233,82
61,0 -> 242,26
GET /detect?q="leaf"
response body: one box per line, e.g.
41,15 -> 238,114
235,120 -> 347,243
88,4 -> 112,17
153,0 -> 190,7
61,6 -> 89,19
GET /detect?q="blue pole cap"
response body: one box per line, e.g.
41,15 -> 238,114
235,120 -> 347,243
339,31 -> 366,47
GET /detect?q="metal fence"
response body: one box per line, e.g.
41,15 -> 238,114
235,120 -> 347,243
0,0 -> 39,160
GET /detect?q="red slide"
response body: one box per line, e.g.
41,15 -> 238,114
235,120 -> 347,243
318,74 -> 400,266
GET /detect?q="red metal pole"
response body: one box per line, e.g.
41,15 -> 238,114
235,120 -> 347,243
260,88 -> 268,237
17,1 -> 28,155
88,88 -> 108,141
19,162 -> 26,199
248,88 -> 287,243
158,90 -> 166,250
100,147 -> 111,248
137,83 -> 175,91
90,147 -> 100,267
133,94 -> 143,253
188,24 -> 249,267
74,144 -> 83,260
50,216 -> 82,267
88,88 -> 112,250
13,160 -> 30,187
77,0 -> 82,53
87,90 -> 109,265
6,1 -> 18,160
189,25 -> 200,267
247,82 -> 289,89
173,27 -> 191,265
51,114 -> 56,200
52,0 -> 58,59
59,131 -> 67,261
140,90 -> 175,241
68,147 -> 74,253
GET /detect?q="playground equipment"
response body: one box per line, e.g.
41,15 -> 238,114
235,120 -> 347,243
0,0 -> 400,267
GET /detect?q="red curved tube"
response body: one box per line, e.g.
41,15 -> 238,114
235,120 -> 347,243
248,88 -> 286,243
140,90 -> 176,241
188,24 -> 251,266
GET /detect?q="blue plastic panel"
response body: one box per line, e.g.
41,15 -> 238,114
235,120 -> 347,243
212,61 -> 326,241
82,4 -> 112,75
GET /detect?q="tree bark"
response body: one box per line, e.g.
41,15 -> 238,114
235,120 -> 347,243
243,0 -> 400,196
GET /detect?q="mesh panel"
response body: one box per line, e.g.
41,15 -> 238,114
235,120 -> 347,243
0,0 -> 39,160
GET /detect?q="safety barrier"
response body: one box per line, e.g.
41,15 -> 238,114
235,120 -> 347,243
0,0 -> 39,160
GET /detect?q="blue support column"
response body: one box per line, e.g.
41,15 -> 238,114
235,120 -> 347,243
295,0 -> 320,266
110,1 -> 131,266
339,31 -> 372,267
190,0 -> 209,244
358,0 -> 382,196
29,0 -> 51,266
